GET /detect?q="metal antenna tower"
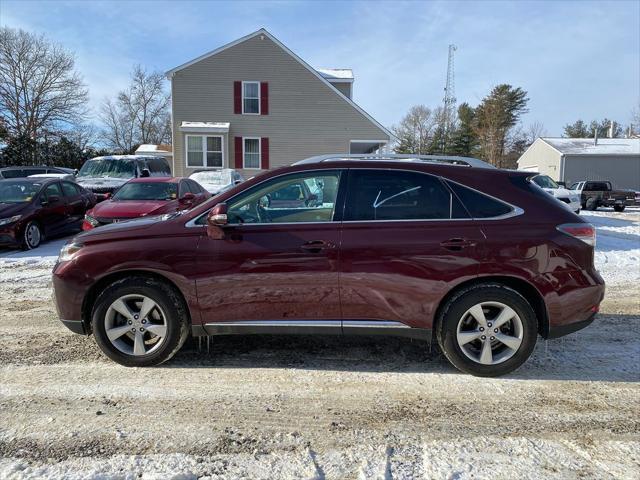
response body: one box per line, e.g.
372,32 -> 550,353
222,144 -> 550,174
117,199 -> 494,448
441,44 -> 457,153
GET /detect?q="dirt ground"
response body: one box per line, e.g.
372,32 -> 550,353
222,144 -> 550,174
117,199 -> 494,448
0,208 -> 639,478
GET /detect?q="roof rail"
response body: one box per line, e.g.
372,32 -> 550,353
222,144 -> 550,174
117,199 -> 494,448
292,154 -> 495,169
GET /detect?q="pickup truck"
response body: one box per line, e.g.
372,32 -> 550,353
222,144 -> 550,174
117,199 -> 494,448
569,181 -> 635,212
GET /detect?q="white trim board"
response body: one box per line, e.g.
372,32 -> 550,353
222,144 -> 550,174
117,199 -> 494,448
166,28 -> 393,139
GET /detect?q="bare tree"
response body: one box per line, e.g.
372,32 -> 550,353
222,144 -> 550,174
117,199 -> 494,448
0,27 -> 88,140
392,105 -> 441,154
100,65 -> 171,153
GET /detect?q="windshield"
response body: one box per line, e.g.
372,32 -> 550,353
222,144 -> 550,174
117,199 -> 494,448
78,159 -> 136,179
0,181 -> 41,203
533,175 -> 559,189
113,182 -> 178,201
190,170 -> 232,186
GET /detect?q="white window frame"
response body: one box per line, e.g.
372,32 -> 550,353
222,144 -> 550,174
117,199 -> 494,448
185,134 -> 225,169
241,81 -> 261,115
243,137 -> 262,170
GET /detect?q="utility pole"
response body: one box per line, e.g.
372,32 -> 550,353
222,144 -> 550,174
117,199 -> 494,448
442,44 -> 457,154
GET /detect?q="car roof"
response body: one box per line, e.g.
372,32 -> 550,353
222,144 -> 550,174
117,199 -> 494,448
127,177 -> 183,184
292,154 -> 496,169
0,176 -> 58,184
87,155 -> 167,161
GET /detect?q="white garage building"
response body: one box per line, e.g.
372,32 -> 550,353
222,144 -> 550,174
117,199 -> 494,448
517,137 -> 640,190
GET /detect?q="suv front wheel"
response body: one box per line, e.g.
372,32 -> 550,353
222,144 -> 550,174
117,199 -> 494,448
91,277 -> 189,367
436,284 -> 538,377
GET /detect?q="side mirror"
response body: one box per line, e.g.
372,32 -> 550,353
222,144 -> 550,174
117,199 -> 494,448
206,203 -> 228,239
180,192 -> 195,203
234,179 -> 242,185
104,192 -> 111,199
140,168 -> 150,178
73,169 -> 79,176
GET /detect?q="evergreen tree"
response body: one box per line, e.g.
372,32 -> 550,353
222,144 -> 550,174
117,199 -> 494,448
448,103 -> 479,156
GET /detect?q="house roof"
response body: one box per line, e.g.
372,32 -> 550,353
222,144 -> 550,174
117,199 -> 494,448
165,28 -> 391,139
540,137 -> 640,155
316,68 -> 354,83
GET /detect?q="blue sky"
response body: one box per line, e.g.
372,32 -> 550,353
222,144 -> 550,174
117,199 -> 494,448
2,0 -> 638,136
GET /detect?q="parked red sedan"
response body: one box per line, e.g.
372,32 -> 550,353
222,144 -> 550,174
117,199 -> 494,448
53,155 -> 604,377
82,177 -> 209,230
0,177 -> 96,249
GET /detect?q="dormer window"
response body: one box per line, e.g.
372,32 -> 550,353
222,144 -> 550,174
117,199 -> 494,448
242,81 -> 260,114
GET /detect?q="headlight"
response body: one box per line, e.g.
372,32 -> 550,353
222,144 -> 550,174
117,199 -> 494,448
59,242 -> 83,262
0,215 -> 22,226
84,214 -> 99,227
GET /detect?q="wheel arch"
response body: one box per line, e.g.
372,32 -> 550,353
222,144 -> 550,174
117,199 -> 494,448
81,270 -> 193,334
433,275 -> 549,338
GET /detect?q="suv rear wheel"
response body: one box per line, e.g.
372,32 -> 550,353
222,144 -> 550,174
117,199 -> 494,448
91,277 -> 189,367
436,284 -> 538,377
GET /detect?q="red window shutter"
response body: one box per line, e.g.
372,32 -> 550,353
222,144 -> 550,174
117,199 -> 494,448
235,136 -> 243,168
233,81 -> 241,114
260,82 -> 269,115
261,137 -> 269,170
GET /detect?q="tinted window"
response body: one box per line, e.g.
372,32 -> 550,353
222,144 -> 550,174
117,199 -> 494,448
226,171 -> 341,224
61,181 -> 80,197
585,182 -> 609,191
532,175 -> 559,189
146,157 -> 171,176
24,168 -> 46,176
78,159 -> 135,178
569,182 -> 580,190
187,179 -> 203,193
0,181 -> 41,203
344,170 -> 465,221
447,181 -> 512,218
0,169 -> 23,179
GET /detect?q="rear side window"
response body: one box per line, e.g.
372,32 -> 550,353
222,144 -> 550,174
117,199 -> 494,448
61,181 -> 80,197
446,181 -> 513,218
344,170 -> 468,221
146,158 -> 171,176
0,169 -> 22,178
585,182 -> 609,191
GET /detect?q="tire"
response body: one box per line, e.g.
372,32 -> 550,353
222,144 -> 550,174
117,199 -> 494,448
436,284 -> 538,377
91,277 -> 189,367
22,221 -> 43,250
614,205 -> 625,212
585,197 -> 598,211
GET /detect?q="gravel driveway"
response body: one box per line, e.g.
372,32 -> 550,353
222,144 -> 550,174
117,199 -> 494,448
0,210 -> 638,479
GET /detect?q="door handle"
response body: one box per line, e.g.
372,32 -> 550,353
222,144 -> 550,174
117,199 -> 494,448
440,238 -> 476,251
300,240 -> 333,253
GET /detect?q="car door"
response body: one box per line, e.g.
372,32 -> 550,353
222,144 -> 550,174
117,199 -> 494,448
193,169 -> 344,331
338,168 -> 485,331
61,181 -> 86,229
38,182 -> 68,236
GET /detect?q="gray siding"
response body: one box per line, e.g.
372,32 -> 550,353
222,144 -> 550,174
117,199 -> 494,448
517,139 -> 562,179
563,155 -> 640,190
171,35 -> 388,177
330,82 -> 352,99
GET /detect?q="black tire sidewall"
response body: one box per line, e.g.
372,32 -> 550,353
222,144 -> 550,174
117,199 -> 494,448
92,278 -> 185,367
23,221 -> 42,249
614,205 -> 625,212
438,285 -> 538,377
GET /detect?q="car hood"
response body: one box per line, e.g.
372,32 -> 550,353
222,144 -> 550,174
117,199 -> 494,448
0,202 -> 28,218
76,176 -> 130,189
77,214 -> 170,240
90,200 -> 169,218
542,187 -> 578,198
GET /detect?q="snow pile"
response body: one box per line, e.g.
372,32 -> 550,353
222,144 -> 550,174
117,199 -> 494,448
583,209 -> 640,288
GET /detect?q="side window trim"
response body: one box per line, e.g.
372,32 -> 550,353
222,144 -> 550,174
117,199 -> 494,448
186,168 -> 347,227
342,168 -> 466,223
445,178 -> 523,221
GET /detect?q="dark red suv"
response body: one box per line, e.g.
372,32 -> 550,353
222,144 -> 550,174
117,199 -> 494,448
52,155 -> 604,376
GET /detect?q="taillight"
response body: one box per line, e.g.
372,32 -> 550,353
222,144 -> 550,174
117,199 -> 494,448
557,223 -> 596,246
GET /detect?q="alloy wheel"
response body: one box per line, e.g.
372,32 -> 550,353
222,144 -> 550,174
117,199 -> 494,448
104,294 -> 167,356
455,301 -> 523,365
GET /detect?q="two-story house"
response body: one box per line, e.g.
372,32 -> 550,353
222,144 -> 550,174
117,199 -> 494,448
166,28 -> 391,177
